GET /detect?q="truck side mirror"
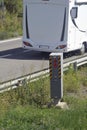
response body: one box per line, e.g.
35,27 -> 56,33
70,7 -> 78,19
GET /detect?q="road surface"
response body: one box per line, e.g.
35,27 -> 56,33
0,38 -> 49,83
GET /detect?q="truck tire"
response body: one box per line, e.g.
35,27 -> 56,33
84,42 -> 87,52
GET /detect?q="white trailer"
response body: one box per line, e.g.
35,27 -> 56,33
22,0 -> 87,53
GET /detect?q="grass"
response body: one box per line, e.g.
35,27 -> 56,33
0,101 -> 87,130
0,13 -> 22,40
0,66 -> 87,130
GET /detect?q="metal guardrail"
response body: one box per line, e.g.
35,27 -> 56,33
63,54 -> 87,69
0,54 -> 87,93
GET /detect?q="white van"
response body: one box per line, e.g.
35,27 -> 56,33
23,0 -> 87,53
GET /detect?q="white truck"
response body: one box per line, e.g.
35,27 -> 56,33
23,0 -> 87,54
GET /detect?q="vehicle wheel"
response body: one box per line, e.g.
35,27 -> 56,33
79,44 -> 85,55
85,42 -> 87,52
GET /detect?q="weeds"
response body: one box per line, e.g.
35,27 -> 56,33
0,66 -> 87,130
0,13 -> 22,40
63,68 -> 80,93
0,67 -> 87,108
0,76 -> 50,108
0,0 -> 22,40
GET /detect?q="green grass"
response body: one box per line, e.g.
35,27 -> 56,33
0,0 -> 23,40
0,13 -> 22,40
0,66 -> 87,130
0,100 -> 87,130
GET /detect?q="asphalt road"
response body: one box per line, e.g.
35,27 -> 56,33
0,38 -> 49,83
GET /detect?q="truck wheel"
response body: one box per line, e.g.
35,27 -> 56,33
85,42 -> 87,52
79,44 -> 85,55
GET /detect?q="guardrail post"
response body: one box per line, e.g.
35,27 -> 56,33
49,53 -> 63,104
73,62 -> 77,72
